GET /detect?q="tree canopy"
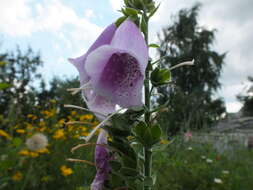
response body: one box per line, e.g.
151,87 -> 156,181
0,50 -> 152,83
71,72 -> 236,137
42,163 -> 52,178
157,4 -> 226,135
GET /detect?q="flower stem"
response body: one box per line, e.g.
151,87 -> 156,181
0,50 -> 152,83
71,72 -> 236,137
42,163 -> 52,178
143,12 -> 152,190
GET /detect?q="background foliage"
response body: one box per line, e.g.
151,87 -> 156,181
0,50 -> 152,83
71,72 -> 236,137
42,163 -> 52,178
157,4 -> 226,136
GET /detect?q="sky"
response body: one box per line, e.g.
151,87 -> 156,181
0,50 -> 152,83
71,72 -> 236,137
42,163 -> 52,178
0,0 -> 252,113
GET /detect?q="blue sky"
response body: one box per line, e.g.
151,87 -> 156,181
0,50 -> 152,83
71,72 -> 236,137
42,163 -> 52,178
1,0 -> 253,113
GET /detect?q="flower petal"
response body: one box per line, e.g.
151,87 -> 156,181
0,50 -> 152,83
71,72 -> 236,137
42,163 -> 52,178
85,45 -> 143,107
68,55 -> 89,85
68,24 -> 117,85
110,20 -> 148,74
87,23 -> 117,55
86,91 -> 116,120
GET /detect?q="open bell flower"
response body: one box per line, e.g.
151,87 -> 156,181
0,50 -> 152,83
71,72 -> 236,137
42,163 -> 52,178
69,20 -> 148,114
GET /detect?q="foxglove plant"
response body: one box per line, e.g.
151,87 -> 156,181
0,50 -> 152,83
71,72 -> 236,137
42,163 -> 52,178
66,0 -> 193,189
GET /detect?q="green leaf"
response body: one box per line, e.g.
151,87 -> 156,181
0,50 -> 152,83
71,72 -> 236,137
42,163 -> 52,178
151,68 -> 171,87
133,122 -> 162,147
109,160 -> 122,172
150,124 -> 162,144
115,16 -> 127,27
124,0 -> 130,6
148,3 -> 160,18
144,177 -> 153,186
12,137 -> 22,147
121,154 -> 137,169
149,43 -> 160,48
143,127 -> 153,146
133,121 -> 146,137
109,174 -> 125,188
120,167 -> 139,177
0,83 -> 11,90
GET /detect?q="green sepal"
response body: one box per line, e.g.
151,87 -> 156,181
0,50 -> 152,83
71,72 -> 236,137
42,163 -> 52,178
124,7 -> 139,16
115,16 -> 128,27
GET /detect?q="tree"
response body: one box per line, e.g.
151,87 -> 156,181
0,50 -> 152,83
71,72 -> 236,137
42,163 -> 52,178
36,77 -> 83,118
156,4 -> 226,135
237,76 -> 253,116
0,47 -> 42,124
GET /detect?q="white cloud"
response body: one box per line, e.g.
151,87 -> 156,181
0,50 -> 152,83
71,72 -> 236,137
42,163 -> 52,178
109,0 -> 124,12
0,0 -> 34,36
0,0 -> 102,37
84,9 -> 95,19
0,0 -> 104,81
226,102 -> 242,113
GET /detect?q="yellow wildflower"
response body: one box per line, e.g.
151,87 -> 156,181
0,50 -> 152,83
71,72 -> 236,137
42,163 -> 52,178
71,111 -> 77,116
27,114 -> 37,120
18,149 -> 30,156
25,123 -> 33,131
160,139 -> 170,144
0,129 -> 12,140
67,125 -> 74,132
81,132 -> 90,137
53,129 -> 65,139
27,114 -> 33,118
58,119 -> 65,125
60,165 -> 73,176
12,171 -> 23,181
29,152 -> 39,158
108,137 -> 113,142
127,136 -> 134,141
37,148 -> 50,154
16,129 -> 25,134
41,175 -> 52,182
39,121 -> 46,127
41,109 -> 56,118
73,134 -> 80,139
92,121 -> 99,126
38,127 -> 46,132
80,114 -> 93,121
32,116 -> 37,120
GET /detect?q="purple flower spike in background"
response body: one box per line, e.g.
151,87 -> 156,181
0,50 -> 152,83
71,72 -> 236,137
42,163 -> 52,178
85,20 -> 148,108
91,129 -> 110,190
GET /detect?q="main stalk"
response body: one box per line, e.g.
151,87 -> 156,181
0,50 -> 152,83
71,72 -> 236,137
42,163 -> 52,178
143,13 -> 152,190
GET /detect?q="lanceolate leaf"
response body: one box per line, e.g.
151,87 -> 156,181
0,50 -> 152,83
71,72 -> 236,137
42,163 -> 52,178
0,83 -> 11,90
